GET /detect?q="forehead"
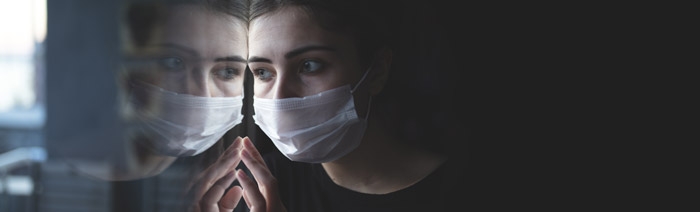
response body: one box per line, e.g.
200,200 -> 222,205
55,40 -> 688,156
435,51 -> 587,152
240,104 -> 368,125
248,6 -> 350,57
162,5 -> 246,41
123,4 -> 248,48
121,4 -> 248,59
249,6 -> 316,33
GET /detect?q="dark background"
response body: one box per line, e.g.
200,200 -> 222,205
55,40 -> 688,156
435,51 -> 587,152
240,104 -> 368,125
2,0 -> 660,211
242,0 -> 609,209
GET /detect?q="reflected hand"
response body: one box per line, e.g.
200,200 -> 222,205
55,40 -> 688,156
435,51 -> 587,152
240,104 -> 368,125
236,137 -> 287,212
185,137 -> 244,212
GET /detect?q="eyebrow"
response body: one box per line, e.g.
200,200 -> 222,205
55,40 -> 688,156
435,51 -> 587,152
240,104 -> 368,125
285,45 -> 336,59
214,56 -> 246,63
156,43 -> 245,63
248,45 -> 337,64
155,43 -> 198,56
248,56 -> 272,63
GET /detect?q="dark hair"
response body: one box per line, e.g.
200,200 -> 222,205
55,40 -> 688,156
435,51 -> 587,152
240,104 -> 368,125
249,0 -> 396,66
248,0 -> 464,159
124,0 -> 249,48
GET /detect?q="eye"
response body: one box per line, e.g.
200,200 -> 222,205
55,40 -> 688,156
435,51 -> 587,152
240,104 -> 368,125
158,57 -> 185,71
300,60 -> 323,73
253,68 -> 274,81
213,67 -> 239,80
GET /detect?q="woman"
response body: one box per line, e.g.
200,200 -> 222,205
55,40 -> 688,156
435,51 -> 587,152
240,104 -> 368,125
232,0 -> 463,211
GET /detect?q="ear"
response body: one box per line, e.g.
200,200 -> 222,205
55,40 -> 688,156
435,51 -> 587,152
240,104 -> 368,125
368,46 -> 392,96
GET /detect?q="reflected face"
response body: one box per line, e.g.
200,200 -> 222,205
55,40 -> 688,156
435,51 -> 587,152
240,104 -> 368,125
118,4 -> 248,157
124,5 -> 247,97
247,6 -> 364,99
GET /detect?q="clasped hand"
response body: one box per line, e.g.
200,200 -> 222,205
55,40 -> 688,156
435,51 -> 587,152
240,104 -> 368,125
184,136 -> 287,212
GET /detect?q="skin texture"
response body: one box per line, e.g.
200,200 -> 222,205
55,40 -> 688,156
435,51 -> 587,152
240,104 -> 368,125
239,5 -> 446,211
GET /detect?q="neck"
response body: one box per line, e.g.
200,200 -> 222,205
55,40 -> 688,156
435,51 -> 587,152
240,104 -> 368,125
321,116 -> 446,194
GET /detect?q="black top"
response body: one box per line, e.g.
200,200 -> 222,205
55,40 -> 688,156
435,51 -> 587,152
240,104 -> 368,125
258,149 -> 461,212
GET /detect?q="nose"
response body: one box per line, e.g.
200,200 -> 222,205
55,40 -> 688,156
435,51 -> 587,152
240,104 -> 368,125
270,71 -> 300,99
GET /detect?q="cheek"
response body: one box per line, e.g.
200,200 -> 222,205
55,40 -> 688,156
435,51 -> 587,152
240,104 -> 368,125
213,78 -> 244,97
159,74 -> 188,94
126,68 -> 162,85
309,67 -> 356,91
253,81 -> 273,98
131,69 -> 188,93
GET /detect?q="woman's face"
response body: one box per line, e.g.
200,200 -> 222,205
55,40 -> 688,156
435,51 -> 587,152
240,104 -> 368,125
247,6 -> 364,99
125,5 -> 247,97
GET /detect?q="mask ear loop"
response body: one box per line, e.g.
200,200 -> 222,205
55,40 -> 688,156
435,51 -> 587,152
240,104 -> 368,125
351,63 -> 373,93
364,96 -> 372,120
351,64 -> 374,120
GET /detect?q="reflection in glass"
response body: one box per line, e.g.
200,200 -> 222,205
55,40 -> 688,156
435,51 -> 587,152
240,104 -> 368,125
66,0 -> 248,181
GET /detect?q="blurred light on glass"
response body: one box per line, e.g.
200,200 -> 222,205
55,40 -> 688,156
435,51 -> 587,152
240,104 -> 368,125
0,175 -> 34,196
0,0 -> 46,112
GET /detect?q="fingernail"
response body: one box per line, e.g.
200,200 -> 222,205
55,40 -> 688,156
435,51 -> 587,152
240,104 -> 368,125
236,169 -> 247,179
244,138 -> 254,147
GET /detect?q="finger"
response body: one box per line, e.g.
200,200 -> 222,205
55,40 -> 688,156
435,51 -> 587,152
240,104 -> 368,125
237,169 -> 267,212
199,171 -> 237,212
240,138 -> 286,211
186,137 -> 243,191
189,137 -> 244,200
208,136 -> 244,177
241,137 -> 267,164
222,136 -> 245,157
241,186 -> 251,209
199,171 -> 238,211
218,186 -> 243,212
214,136 -> 245,173
241,139 -> 277,194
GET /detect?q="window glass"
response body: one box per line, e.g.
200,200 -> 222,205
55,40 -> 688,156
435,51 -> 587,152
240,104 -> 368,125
0,0 -> 46,129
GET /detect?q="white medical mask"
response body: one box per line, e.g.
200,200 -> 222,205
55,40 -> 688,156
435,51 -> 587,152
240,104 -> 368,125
253,69 -> 372,163
125,81 -> 243,156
